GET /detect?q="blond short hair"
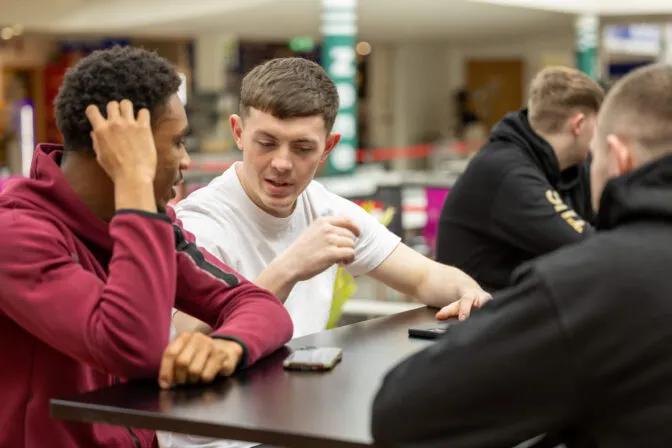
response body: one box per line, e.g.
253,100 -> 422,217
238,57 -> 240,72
598,64 -> 672,155
528,66 -> 604,133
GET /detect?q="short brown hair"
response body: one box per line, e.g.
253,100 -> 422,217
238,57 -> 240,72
240,57 -> 339,133
598,64 -> 672,155
528,66 -> 604,133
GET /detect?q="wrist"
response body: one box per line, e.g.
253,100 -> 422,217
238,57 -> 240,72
114,171 -> 155,188
114,176 -> 157,213
268,254 -> 300,285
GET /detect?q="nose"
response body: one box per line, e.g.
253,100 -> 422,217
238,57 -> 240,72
179,147 -> 191,172
270,149 -> 292,173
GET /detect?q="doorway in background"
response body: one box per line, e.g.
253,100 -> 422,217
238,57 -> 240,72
465,59 -> 524,130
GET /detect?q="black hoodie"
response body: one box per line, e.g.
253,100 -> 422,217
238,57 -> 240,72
436,108 -> 594,292
372,154 -> 672,448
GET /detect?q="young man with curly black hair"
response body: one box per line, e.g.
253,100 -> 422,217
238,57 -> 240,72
0,46 -> 293,448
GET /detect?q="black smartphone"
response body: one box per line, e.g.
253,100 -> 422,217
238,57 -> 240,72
408,319 -> 458,340
283,346 -> 343,371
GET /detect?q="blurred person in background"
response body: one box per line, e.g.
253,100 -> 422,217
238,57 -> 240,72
372,63 -> 672,448
0,46 -> 292,448
163,57 -> 491,448
436,67 -> 603,292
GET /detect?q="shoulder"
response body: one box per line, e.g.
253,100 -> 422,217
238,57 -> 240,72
518,231 -> 629,295
304,179 -> 377,221
175,169 -> 239,215
462,146 -> 540,189
0,210 -> 68,262
174,174 -> 241,227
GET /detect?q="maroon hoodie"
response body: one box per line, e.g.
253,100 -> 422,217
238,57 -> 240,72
0,145 -> 293,448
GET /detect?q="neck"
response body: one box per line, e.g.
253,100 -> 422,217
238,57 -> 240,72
61,152 -> 116,222
533,129 -> 576,172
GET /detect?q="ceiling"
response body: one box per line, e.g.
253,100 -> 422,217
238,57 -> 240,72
474,0 -> 672,15
1,0 -> 577,41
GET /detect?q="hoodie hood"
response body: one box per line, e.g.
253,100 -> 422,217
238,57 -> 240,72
597,154 -> 672,231
0,144 -> 112,251
489,108 -> 583,191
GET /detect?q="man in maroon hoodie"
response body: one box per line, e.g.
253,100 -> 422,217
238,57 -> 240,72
0,46 -> 293,448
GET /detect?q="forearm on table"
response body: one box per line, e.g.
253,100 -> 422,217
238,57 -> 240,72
416,262 -> 481,308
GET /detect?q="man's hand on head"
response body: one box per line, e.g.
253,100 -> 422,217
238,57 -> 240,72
158,332 -> 243,389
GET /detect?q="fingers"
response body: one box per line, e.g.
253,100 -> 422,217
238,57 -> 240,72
119,99 -> 134,121
159,333 -> 242,389
331,246 -> 356,264
187,341 -> 211,384
457,296 -> 475,321
159,332 -> 190,389
173,336 -> 200,385
327,234 -> 356,250
479,292 -> 493,306
331,225 -> 357,241
85,105 -> 106,130
136,108 -> 151,127
323,216 -> 361,237
86,100 -> 146,129
106,101 -> 121,121
219,355 -> 238,377
436,301 -> 460,320
201,350 -> 227,383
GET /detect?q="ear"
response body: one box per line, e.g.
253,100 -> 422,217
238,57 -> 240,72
606,134 -> 634,175
570,112 -> 586,137
321,133 -> 341,163
230,114 -> 244,151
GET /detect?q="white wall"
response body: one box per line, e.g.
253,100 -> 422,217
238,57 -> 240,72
366,30 -> 577,157
445,32 -> 575,105
366,42 -> 451,160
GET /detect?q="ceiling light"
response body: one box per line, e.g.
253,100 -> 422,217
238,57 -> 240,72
356,41 -> 371,56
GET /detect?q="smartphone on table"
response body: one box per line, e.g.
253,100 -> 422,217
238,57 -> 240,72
283,346 -> 343,372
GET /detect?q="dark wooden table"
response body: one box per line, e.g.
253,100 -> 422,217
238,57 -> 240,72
51,306 -> 439,447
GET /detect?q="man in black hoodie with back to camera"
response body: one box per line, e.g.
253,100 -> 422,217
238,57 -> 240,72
436,67 -> 604,295
373,62 -> 672,448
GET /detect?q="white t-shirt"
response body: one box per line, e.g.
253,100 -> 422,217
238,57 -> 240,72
158,163 -> 400,448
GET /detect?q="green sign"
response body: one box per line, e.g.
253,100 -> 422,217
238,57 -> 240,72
289,36 -> 315,53
576,14 -> 599,80
322,0 -> 358,175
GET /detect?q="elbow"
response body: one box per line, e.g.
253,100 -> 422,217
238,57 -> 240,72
277,303 -> 294,343
254,285 -> 294,344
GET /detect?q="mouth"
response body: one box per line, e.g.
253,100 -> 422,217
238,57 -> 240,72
170,176 -> 183,200
265,178 -> 293,188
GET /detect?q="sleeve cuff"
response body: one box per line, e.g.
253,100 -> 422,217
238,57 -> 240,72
211,335 -> 249,371
115,209 -> 172,224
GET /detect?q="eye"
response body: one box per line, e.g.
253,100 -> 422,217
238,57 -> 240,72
257,141 -> 275,148
175,138 -> 186,148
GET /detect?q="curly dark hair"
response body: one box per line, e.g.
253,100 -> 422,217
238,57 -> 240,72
55,45 -> 181,153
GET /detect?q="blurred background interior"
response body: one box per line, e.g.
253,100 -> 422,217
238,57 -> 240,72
1,0 -> 670,323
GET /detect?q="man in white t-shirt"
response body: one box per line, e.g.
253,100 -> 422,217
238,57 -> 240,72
159,57 -> 491,448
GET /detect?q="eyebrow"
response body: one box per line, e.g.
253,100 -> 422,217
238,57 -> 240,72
253,131 -> 318,145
